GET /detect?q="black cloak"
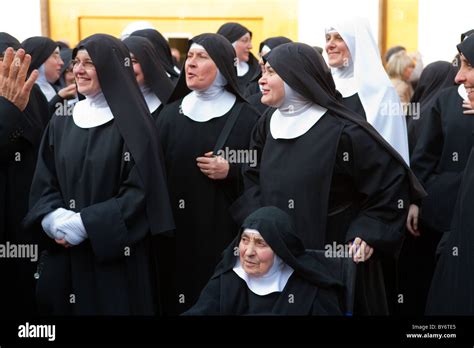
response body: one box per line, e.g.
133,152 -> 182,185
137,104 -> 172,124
230,42 -> 425,315
155,33 -> 259,314
22,34 -> 174,315
407,61 -> 458,153
424,35 -> 474,315
123,35 -> 174,105
130,28 -> 180,81
0,33 -> 50,316
184,206 -> 347,315
425,147 -> 474,315
217,22 -> 261,96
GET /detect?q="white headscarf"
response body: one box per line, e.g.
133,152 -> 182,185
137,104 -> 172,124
325,17 -> 410,164
36,64 -> 57,102
270,82 -> 327,140
233,229 -> 294,296
181,43 -> 236,122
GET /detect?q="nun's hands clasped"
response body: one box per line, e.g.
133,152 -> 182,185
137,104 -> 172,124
349,237 -> 374,263
0,47 -> 38,111
196,151 -> 229,180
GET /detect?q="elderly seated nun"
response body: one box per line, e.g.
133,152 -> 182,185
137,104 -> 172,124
156,33 -> 259,314
22,37 -> 77,115
123,36 -> 174,119
230,42 -> 425,315
324,17 -> 410,164
22,34 -> 174,315
217,22 -> 261,96
247,36 -> 293,114
130,28 -> 180,82
184,206 -> 345,315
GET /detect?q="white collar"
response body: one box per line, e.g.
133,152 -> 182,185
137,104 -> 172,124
233,255 -> 294,296
182,90 -> 236,122
36,64 -> 57,102
140,85 -> 161,113
270,83 -> 327,139
458,84 -> 469,101
72,92 -> 114,128
270,105 -> 327,140
181,67 -> 236,122
236,60 -> 249,77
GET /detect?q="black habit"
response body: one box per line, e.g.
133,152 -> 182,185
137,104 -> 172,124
22,34 -> 174,315
155,33 -> 259,314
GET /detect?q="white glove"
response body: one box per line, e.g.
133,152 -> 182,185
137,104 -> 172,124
41,208 -> 75,239
56,213 -> 88,246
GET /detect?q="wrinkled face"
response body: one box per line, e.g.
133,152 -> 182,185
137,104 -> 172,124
259,62 -> 285,107
325,31 -> 351,68
455,53 -> 474,104
185,47 -> 217,91
73,49 -> 101,97
44,47 -> 64,83
234,32 -> 252,63
131,53 -> 145,87
239,230 -> 274,277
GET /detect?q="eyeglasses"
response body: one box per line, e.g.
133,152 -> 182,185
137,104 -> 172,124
71,59 -> 95,70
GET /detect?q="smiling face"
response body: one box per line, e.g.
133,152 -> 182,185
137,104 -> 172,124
325,31 -> 351,68
44,47 -> 64,83
239,230 -> 274,277
185,46 -> 217,91
258,62 -> 285,107
455,53 -> 474,104
130,53 -> 145,87
234,32 -> 252,63
73,49 -> 101,97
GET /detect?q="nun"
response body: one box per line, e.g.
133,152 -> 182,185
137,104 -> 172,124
217,22 -> 261,96
123,35 -> 174,119
425,37 -> 474,314
155,33 -> 259,314
130,28 -> 181,82
409,35 -> 474,238
324,17 -> 410,164
184,207 -> 346,316
247,36 -> 293,114
398,64 -> 458,316
22,34 -> 174,315
22,37 -> 76,116
230,42 -> 425,315
407,61 -> 458,153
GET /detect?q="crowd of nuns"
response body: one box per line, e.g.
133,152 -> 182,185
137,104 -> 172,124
0,17 -> 473,317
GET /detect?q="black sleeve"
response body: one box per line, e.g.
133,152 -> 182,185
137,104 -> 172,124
0,97 -> 30,161
182,277 -> 222,315
229,110 -> 270,225
81,156 -> 150,264
341,125 -> 410,256
410,96 -> 443,185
